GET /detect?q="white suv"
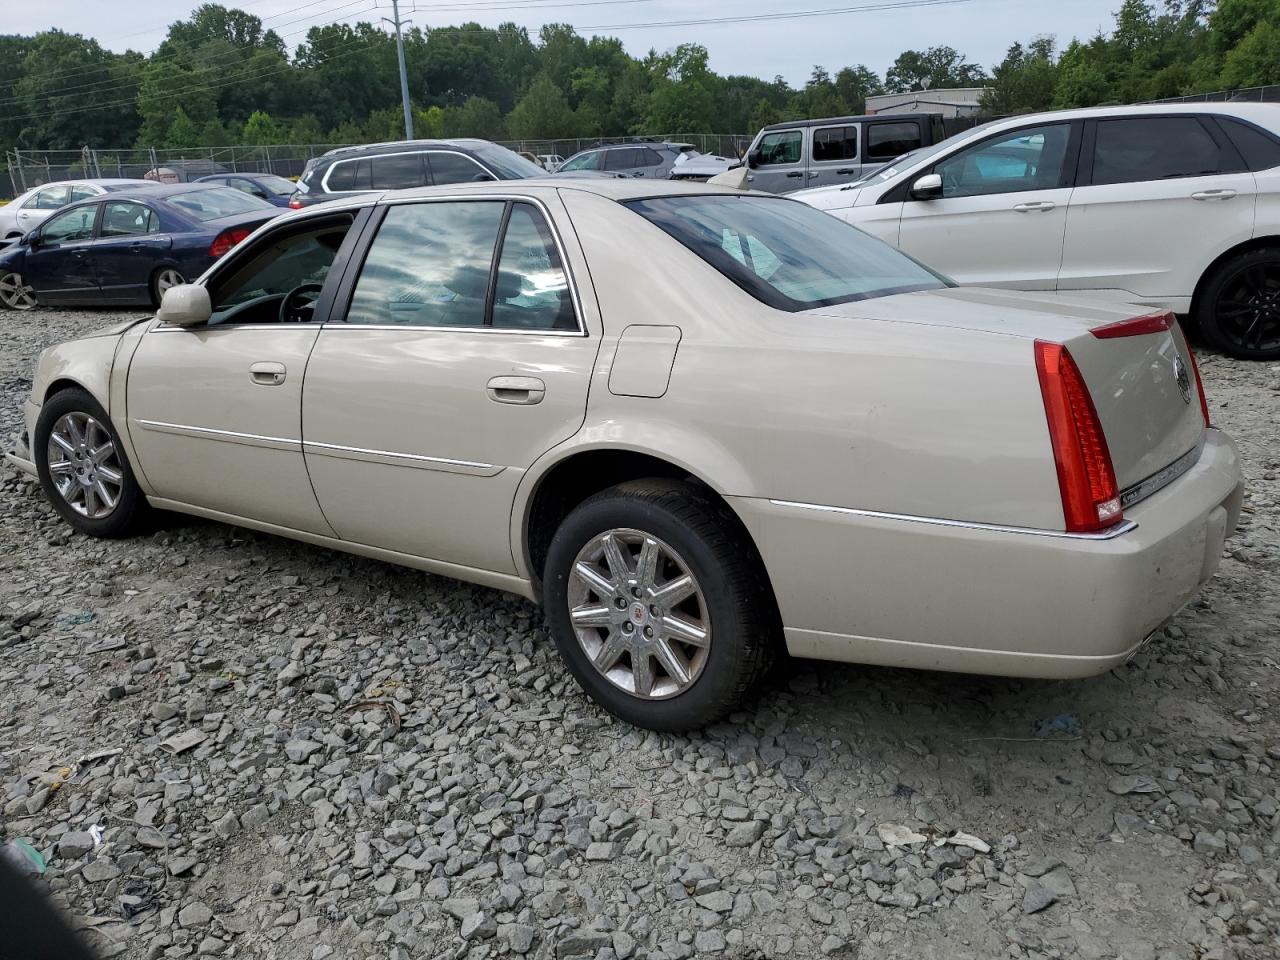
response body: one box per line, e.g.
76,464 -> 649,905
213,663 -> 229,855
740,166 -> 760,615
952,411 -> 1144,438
794,103 -> 1280,360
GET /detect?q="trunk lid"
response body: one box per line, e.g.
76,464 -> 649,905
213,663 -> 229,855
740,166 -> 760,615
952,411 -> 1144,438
810,286 -> 1207,496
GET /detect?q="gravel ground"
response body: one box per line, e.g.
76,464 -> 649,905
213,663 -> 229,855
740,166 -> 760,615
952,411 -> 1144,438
2,307 -> 1278,960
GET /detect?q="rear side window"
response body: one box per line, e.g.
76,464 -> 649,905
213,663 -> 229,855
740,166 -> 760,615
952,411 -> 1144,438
755,130 -> 802,166
371,153 -> 425,189
491,204 -> 575,331
1091,117 -> 1237,185
866,121 -> 923,161
639,147 -> 664,167
606,148 -> 643,171
26,186 -> 69,210
1217,117 -> 1280,171
812,126 -> 858,163
626,195 -> 947,312
100,202 -> 158,238
70,185 -> 98,202
325,158 -> 373,192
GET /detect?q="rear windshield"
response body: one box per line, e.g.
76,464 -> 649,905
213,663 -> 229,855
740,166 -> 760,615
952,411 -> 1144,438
625,194 -> 948,311
167,186 -> 272,221
256,174 -> 298,195
468,142 -> 545,179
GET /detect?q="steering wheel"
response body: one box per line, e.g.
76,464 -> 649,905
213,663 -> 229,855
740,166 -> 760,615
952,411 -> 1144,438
279,283 -> 324,323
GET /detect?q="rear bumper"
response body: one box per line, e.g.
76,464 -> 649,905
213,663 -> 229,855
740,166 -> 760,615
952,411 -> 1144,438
730,429 -> 1243,679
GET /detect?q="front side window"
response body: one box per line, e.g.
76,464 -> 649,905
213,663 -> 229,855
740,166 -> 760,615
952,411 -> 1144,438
559,151 -> 602,173
371,153 -> 426,190
345,201 -> 505,326
491,204 -> 575,331
40,205 -> 97,243
427,152 -> 491,185
626,195 -> 947,312
867,121 -> 923,161
813,126 -> 858,163
755,130 -> 802,166
100,202 -> 158,238
934,124 -> 1072,198
26,186 -> 69,210
168,187 -> 271,221
1091,117 -> 1233,185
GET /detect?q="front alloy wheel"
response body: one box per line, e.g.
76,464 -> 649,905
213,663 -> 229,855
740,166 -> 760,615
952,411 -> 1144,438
46,412 -> 125,519
0,271 -> 37,310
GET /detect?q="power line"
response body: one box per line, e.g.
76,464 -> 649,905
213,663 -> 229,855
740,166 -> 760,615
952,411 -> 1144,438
579,0 -> 976,31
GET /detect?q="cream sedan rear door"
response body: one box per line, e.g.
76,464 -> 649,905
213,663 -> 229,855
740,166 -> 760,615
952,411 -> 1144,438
300,194 -> 600,576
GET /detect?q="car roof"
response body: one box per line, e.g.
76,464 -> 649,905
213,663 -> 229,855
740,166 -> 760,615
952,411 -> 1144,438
22,178 -> 151,192
761,114 -> 910,130
61,182 -> 241,206
969,101 -> 1280,134
318,138 -> 493,160
283,177 -> 756,208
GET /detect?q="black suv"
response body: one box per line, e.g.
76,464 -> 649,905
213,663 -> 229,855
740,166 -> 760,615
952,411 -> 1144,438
289,139 -> 545,208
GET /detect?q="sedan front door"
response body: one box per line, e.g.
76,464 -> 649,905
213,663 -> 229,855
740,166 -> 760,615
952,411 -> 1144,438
894,121 -> 1080,289
302,195 -> 599,575
23,203 -> 101,303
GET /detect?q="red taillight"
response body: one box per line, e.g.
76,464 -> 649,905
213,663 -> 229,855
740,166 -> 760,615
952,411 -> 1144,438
1090,311 -> 1173,339
209,227 -> 251,258
1035,341 -> 1122,533
1185,344 -> 1211,427
288,197 -> 303,209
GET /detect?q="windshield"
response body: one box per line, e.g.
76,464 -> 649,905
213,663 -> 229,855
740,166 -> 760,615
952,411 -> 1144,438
167,186 -> 273,221
468,142 -> 545,179
626,194 -> 949,311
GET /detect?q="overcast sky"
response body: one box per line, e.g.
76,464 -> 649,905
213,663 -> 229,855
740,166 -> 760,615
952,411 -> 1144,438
12,0 -> 1124,86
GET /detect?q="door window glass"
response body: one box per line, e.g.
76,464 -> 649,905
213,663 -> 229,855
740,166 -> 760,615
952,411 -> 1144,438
812,126 -> 858,163
26,186 -> 70,210
559,151 -> 602,172
866,122 -> 923,161
345,201 -> 504,326
1091,117 -> 1229,185
371,153 -> 426,189
427,152 -> 491,185
225,178 -> 257,194
70,185 -> 98,202
325,158 -> 372,191
934,124 -> 1071,198
638,147 -> 664,167
40,205 -> 97,243
491,204 -> 575,331
99,202 -> 158,238
755,130 -> 802,166
207,218 -> 353,325
606,148 -> 644,170
1217,117 -> 1280,171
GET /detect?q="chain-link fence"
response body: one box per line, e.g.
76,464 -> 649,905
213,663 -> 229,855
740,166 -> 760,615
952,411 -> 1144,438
4,134 -> 753,196
1150,84 -> 1280,104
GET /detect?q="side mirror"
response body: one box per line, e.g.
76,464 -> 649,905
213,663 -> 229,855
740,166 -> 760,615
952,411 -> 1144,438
746,149 -> 760,170
26,232 -> 42,249
157,284 -> 212,328
910,173 -> 943,201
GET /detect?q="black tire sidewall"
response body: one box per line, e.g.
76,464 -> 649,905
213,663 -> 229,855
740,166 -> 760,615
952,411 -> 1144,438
34,388 -> 146,538
1199,249 -> 1280,360
544,487 -> 765,730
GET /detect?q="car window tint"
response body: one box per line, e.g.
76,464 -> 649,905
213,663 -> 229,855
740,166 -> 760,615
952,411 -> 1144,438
27,186 -> 70,210
867,122 -> 923,161
626,195 -> 947,312
69,185 -> 98,202
208,221 -> 352,325
559,152 -> 602,172
345,201 -> 504,326
491,204 -> 575,331
606,148 -> 642,170
371,153 -> 425,189
639,147 -> 664,167
325,160 -> 356,191
40,205 -> 97,243
934,124 -> 1071,198
813,126 -> 858,162
427,152 -> 489,185
99,202 -> 158,238
755,130 -> 802,166
1092,117 -> 1229,185
1217,117 -> 1280,171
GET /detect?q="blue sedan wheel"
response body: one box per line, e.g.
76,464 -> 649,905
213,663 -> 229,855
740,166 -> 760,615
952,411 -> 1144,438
150,268 -> 186,307
0,271 -> 37,310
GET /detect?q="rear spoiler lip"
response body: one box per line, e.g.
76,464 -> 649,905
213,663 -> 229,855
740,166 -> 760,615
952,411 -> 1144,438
1090,311 -> 1174,339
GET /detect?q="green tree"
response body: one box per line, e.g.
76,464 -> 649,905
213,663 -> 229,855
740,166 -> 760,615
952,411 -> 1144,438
441,97 -> 506,139
165,107 -> 201,147
1220,20 -> 1280,87
834,66 -> 883,114
981,37 -> 1058,113
641,44 -> 717,132
241,109 -> 283,144
885,45 -> 986,92
507,75 -> 577,139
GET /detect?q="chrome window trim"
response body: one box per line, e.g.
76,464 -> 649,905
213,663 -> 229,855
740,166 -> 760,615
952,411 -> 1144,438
767,499 -> 1139,541
1119,438 -> 1204,509
320,149 -> 496,194
340,192 -> 587,336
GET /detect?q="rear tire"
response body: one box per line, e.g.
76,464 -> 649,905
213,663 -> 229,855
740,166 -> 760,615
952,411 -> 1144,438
150,267 -> 186,308
543,479 -> 778,731
1196,248 -> 1280,360
34,388 -> 149,538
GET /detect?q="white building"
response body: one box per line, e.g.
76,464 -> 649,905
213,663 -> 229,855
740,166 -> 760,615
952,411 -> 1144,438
865,87 -> 989,118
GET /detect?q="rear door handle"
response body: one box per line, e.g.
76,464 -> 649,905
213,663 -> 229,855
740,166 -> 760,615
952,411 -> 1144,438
785,171 -> 804,178
1013,201 -> 1056,213
249,361 -> 286,386
1191,189 -> 1237,201
486,376 -> 545,405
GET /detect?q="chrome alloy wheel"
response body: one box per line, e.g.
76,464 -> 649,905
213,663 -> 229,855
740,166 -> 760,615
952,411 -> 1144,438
567,528 -> 711,699
46,412 -> 124,519
155,269 -> 185,298
0,271 -> 36,310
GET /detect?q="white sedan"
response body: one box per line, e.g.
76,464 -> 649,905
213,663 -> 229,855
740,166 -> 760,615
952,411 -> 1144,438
794,103 -> 1280,360
5,180 -> 1244,730
0,178 -> 152,248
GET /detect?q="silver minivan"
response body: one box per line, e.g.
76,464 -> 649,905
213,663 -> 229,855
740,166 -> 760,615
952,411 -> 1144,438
744,114 -> 947,193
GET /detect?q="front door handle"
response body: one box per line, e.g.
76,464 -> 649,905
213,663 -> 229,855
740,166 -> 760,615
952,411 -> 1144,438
249,361 -> 286,386
785,171 -> 804,178
1013,201 -> 1056,213
1191,189 -> 1237,201
836,168 -> 856,175
486,376 -> 545,405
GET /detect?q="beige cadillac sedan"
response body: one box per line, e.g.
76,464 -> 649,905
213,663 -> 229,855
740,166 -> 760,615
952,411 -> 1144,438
5,180 -> 1244,730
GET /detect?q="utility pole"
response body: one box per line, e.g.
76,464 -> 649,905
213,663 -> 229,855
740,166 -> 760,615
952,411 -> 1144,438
385,0 -> 415,139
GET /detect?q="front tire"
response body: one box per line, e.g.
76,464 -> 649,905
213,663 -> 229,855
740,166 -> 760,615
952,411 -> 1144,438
0,270 -> 37,310
34,388 -> 149,538
543,479 -> 778,730
1197,248 -> 1280,360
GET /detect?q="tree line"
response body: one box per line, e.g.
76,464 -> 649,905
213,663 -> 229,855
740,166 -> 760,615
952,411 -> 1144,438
1,0 -> 1278,154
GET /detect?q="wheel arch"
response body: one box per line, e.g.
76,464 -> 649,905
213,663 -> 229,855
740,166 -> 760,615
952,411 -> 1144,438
1190,234 -> 1280,321
34,336 -> 120,416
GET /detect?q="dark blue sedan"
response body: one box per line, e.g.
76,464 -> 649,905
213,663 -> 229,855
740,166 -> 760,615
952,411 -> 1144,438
193,172 -> 298,207
0,184 -> 280,310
